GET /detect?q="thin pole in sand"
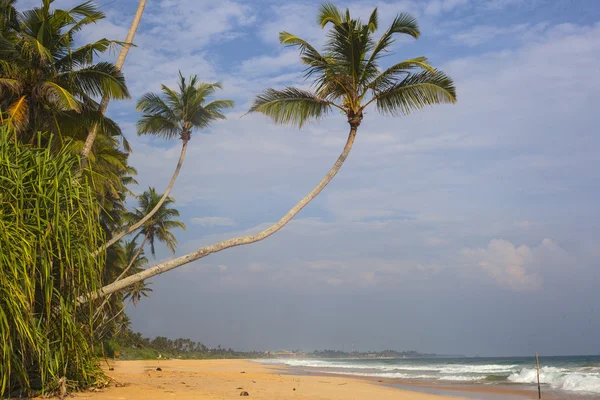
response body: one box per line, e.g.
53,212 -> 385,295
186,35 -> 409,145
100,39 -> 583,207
536,352 -> 542,399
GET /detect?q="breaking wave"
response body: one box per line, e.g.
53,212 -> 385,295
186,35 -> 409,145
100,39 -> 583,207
509,367 -> 600,394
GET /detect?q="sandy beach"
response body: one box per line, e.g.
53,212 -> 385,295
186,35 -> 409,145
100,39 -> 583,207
69,359 -> 467,400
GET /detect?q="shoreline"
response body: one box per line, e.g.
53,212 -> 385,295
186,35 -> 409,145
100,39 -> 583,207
64,359 -> 468,400
278,365 -> 551,400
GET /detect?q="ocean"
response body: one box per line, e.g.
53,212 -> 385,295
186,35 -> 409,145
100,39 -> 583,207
259,355 -> 600,398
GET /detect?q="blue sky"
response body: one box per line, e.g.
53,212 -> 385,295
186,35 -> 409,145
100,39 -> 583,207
19,0 -> 600,355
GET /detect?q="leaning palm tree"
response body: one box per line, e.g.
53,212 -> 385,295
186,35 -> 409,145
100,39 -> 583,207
91,3 -> 456,300
93,188 -> 184,313
79,0 -> 148,169
94,73 -> 233,256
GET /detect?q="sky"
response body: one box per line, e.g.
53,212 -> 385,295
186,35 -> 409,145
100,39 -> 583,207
18,0 -> 600,356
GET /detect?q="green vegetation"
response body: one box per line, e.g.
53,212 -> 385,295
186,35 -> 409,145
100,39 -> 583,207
0,0 -> 456,397
0,128 -> 106,396
109,330 -> 266,361
0,0 -> 128,144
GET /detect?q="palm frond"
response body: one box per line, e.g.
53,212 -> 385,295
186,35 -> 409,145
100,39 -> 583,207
193,81 -> 223,99
58,62 -> 129,99
40,82 -> 81,111
67,1 -> 104,20
279,31 -> 331,79
136,92 -> 178,122
365,57 -> 435,93
373,70 -> 456,116
367,13 -> 420,67
368,8 -> 378,33
136,115 -> 179,139
249,87 -> 334,128
0,78 -> 22,95
54,39 -> 114,70
7,96 -> 28,127
201,99 -> 234,122
317,2 -> 344,28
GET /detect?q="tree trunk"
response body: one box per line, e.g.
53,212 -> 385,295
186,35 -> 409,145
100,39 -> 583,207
86,125 -> 358,301
92,233 -> 149,322
79,0 -> 147,169
117,233 -> 149,281
93,138 -> 188,257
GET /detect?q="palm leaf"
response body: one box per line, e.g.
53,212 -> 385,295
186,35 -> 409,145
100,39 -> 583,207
137,92 -> 178,121
373,70 -> 457,116
279,31 -> 331,79
201,99 -> 234,122
136,115 -> 179,139
368,8 -> 378,33
365,57 -> 435,93
58,62 -> 129,99
0,78 -> 21,95
366,13 -> 420,69
249,87 -> 334,128
55,39 -> 115,70
40,82 -> 81,111
7,96 -> 28,127
317,2 -> 344,28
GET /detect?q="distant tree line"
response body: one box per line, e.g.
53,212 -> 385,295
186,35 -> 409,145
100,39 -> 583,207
108,329 -> 267,360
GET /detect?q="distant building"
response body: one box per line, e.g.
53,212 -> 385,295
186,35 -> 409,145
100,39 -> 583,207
267,350 -> 306,358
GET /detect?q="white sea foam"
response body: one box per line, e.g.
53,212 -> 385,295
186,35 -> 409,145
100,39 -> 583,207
263,359 -> 517,375
313,370 -> 439,380
509,366 -> 600,394
438,375 -> 482,382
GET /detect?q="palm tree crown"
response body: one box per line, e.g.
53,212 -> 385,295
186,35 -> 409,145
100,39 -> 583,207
137,72 -> 234,143
0,0 -> 130,142
121,238 -> 152,307
125,187 -> 186,257
250,2 -> 456,128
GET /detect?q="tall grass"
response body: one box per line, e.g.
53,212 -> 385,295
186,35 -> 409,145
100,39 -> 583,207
0,126 -> 107,397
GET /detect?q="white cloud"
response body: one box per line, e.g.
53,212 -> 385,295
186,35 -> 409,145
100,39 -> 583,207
218,264 -> 229,272
324,277 -> 343,286
461,238 -> 569,291
425,0 -> 469,16
238,51 -> 301,77
451,23 -> 549,46
191,217 -> 236,227
247,262 -> 269,273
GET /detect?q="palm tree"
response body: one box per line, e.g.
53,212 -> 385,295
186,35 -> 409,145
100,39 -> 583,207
95,73 -> 233,255
93,187 -> 183,315
244,3 -> 456,224
121,238 -> 152,307
0,0 -> 129,144
93,236 -> 148,326
80,0 -> 148,168
121,238 -> 149,276
92,3 -> 456,300
125,187 -> 186,258
123,279 -> 153,307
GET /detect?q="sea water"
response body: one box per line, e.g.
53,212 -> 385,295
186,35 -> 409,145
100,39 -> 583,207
260,355 -> 600,397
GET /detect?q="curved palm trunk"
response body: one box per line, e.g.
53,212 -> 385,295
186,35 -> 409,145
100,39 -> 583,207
87,126 -> 358,301
93,138 -> 188,257
79,0 -> 147,169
